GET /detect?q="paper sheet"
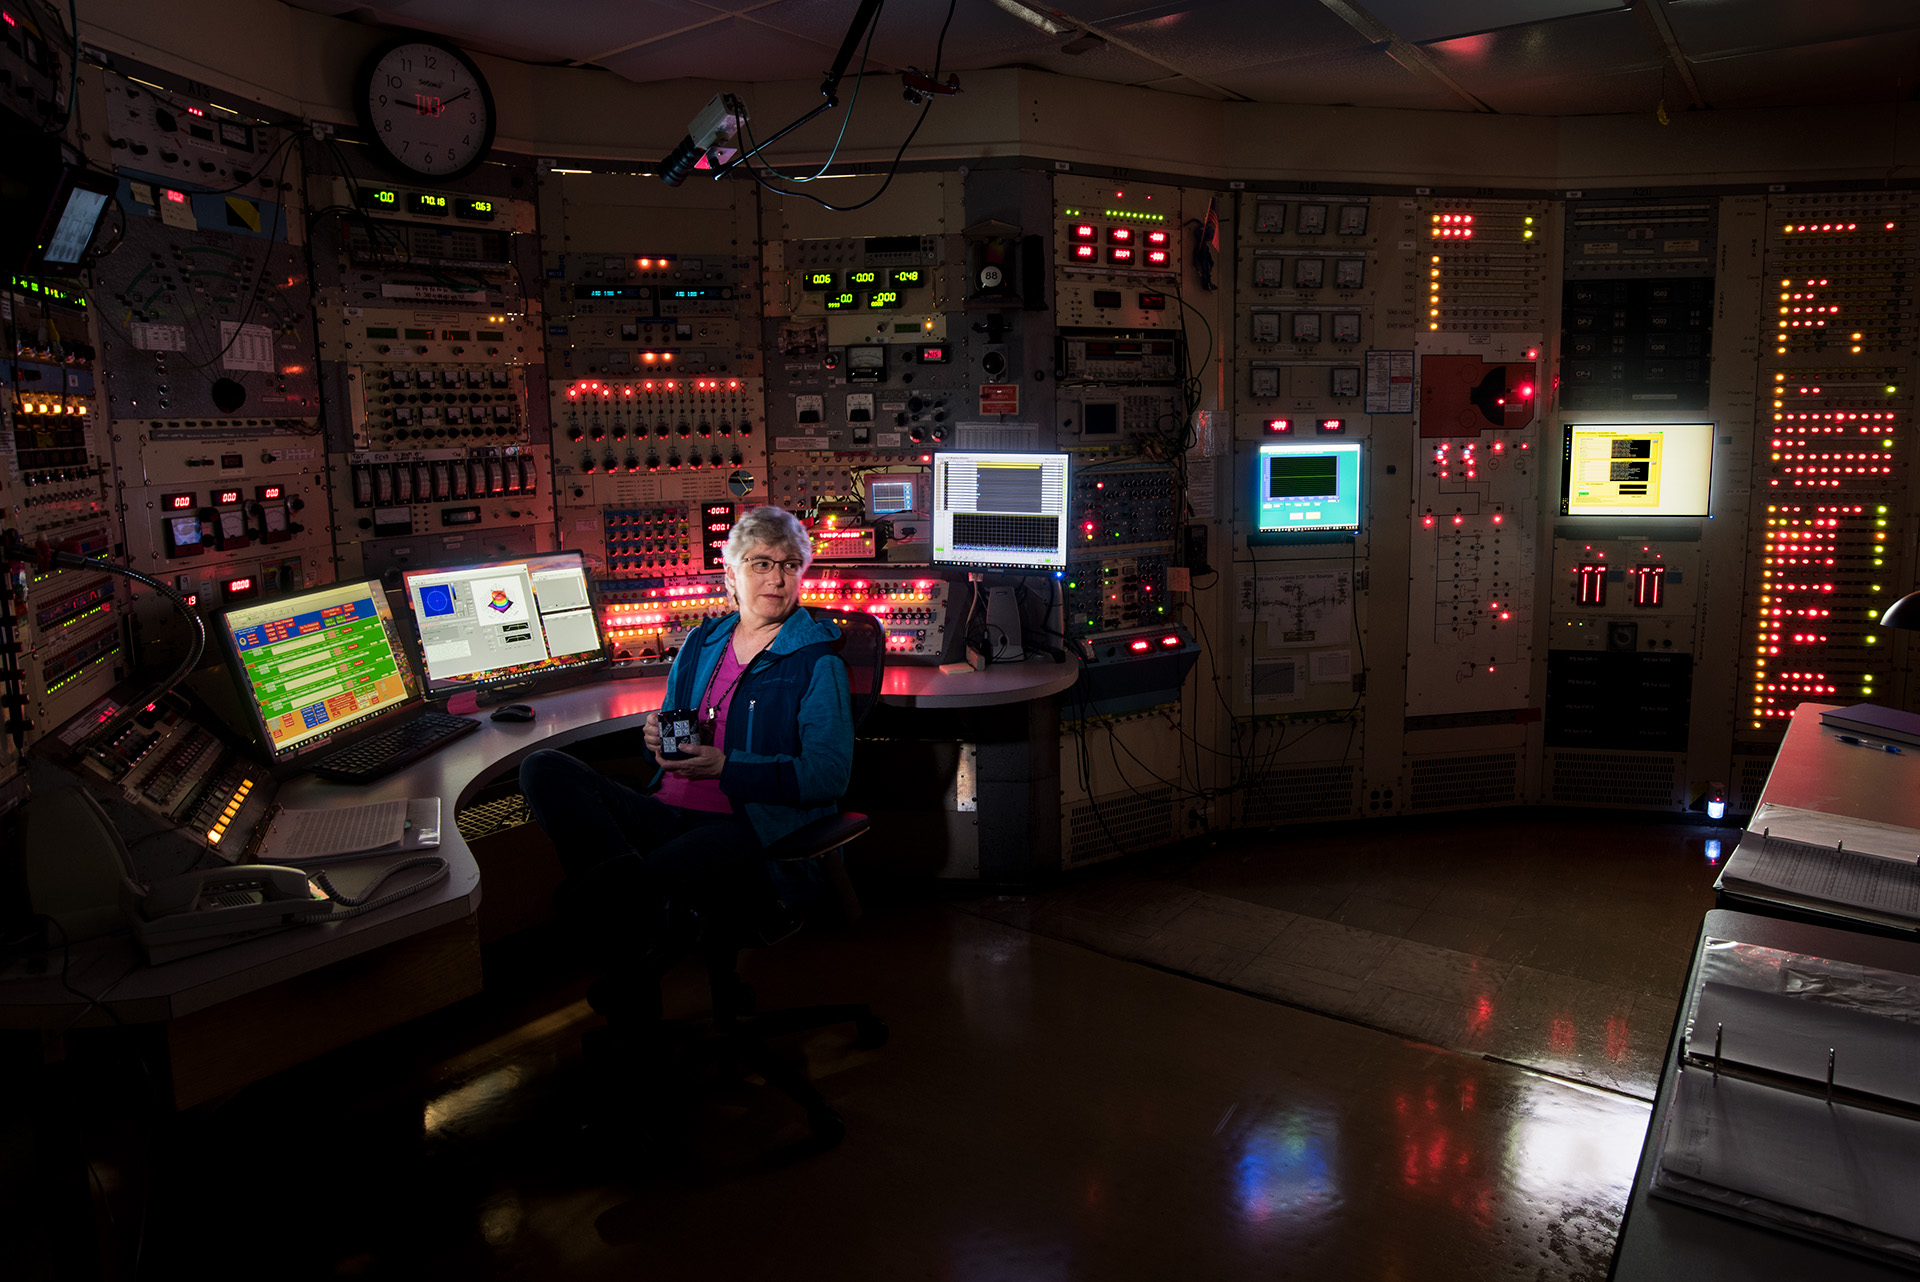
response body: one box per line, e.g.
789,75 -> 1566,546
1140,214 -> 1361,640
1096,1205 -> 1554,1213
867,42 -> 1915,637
263,799 -> 406,860
1690,981 -> 1920,1106
1722,836 -> 1920,920
1751,801 -> 1920,863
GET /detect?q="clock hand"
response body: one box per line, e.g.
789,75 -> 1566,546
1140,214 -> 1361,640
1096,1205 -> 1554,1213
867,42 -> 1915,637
440,89 -> 473,107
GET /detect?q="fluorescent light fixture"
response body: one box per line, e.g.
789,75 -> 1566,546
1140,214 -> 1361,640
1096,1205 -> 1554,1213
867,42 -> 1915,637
549,168 -> 594,174
994,0 -> 1069,36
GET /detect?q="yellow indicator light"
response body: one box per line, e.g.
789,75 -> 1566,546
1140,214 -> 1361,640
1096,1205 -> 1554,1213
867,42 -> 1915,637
207,828 -> 224,844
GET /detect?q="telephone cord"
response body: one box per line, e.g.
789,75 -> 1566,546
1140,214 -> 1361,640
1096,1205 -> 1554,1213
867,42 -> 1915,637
302,856 -> 451,922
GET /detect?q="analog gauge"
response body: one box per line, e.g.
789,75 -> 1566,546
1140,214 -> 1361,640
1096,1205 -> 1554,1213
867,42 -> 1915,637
1332,313 -> 1362,343
1254,256 -> 1285,288
1294,258 -> 1325,289
1296,204 -> 1328,235
1251,312 -> 1280,343
1336,258 -> 1365,289
356,35 -> 497,179
1292,313 -> 1322,343
1256,203 -> 1286,234
1338,205 -> 1369,235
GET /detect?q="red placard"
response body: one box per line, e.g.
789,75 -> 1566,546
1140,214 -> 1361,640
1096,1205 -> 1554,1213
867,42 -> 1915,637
979,383 -> 1020,416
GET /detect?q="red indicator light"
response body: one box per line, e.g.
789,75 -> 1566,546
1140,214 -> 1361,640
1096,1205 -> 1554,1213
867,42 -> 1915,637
1422,513 -> 1435,528
1108,226 -> 1134,243
1107,246 -> 1135,264
1516,383 -> 1534,399
1491,512 -> 1503,524
1072,224 -> 1097,241
2,13 -> 14,26
1129,639 -> 1151,652
1073,244 -> 1097,261
1265,418 -> 1292,434
1452,514 -> 1464,526
1160,635 -> 1180,647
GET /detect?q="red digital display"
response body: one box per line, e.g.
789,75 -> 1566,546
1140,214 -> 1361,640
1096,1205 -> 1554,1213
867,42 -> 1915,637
165,189 -> 186,204
1107,246 -> 1135,264
1107,226 -> 1133,244
1146,250 -> 1170,266
1071,224 -> 1097,242
227,577 -> 253,592
214,489 -> 242,506
258,484 -> 283,501
1264,418 -> 1292,434
1146,229 -> 1170,247
1072,244 -> 1097,261
1631,564 -> 1665,607
916,344 -> 949,364
1574,563 -> 1608,607
164,492 -> 195,510
1317,418 -> 1345,434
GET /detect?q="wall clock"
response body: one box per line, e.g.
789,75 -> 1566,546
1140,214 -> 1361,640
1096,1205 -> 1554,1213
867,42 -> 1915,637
355,35 -> 496,180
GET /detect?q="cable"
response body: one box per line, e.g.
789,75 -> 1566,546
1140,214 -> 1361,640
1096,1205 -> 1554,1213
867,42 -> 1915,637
305,856 -> 451,922
739,0 -> 956,214
742,1 -> 883,183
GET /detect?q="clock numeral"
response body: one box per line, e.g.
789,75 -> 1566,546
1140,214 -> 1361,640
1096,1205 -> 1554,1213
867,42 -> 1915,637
424,54 -> 437,69
386,75 -> 402,89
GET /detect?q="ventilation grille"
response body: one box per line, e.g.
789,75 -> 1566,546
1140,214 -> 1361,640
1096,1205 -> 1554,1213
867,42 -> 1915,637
1238,763 -> 1356,827
456,793 -> 534,843
1066,786 -> 1176,867
1410,752 -> 1519,812
1547,751 -> 1680,808
1732,756 -> 1776,814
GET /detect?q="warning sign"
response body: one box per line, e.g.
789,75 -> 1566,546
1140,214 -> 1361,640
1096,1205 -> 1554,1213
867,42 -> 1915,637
978,383 -> 1020,416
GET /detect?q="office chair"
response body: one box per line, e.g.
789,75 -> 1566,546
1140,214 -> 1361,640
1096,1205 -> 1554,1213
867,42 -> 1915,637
592,608 -> 889,1148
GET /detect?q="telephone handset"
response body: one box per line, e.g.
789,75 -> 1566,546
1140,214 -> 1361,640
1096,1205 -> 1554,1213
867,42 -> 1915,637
124,865 -> 333,961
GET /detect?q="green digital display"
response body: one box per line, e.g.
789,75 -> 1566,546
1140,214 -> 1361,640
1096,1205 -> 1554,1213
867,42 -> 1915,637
456,197 -> 495,222
889,267 -> 923,288
407,192 -> 449,217
825,291 -> 857,311
803,271 -> 837,292
363,188 -> 399,208
848,269 -> 880,287
865,290 -> 903,310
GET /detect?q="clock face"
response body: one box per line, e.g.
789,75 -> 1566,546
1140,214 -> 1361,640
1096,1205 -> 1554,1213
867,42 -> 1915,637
356,37 -> 495,179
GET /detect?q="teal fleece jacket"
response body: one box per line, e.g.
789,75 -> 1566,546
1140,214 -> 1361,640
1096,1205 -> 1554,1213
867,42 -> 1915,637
658,607 -> 853,847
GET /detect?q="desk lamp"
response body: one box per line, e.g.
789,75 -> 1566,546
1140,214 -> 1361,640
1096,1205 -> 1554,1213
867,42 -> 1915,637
1880,590 -> 1920,631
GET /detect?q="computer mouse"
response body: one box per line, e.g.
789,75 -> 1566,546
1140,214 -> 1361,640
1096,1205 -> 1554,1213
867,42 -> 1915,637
489,703 -> 536,723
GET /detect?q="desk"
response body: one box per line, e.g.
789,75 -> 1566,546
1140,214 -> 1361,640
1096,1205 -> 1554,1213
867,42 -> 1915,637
0,677 -> 665,1106
880,655 -> 1080,709
1609,909 -> 1920,1281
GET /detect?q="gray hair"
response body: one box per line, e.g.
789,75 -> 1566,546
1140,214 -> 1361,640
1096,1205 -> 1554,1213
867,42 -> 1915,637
723,505 -> 812,571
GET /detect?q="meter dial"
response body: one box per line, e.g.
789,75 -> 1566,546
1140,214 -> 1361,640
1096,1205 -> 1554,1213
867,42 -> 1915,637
356,35 -> 497,179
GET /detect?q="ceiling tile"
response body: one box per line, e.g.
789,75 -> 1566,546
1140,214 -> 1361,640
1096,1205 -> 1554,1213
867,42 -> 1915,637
596,16 -> 847,83
1691,30 -> 1920,107
1422,8 -> 1664,113
1367,0 -> 1628,45
741,0 -> 1090,74
289,0 -> 724,65
1214,46 -> 1471,111
1665,0 -> 1920,61
1095,0 -> 1375,77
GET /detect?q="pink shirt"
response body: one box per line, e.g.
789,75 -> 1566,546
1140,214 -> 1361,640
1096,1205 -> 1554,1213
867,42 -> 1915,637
655,639 -> 747,813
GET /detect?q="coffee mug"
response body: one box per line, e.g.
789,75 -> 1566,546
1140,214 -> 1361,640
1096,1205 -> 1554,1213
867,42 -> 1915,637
657,708 -> 704,761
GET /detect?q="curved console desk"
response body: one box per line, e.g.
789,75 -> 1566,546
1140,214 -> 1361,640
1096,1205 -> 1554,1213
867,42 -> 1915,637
0,657 -> 1080,1104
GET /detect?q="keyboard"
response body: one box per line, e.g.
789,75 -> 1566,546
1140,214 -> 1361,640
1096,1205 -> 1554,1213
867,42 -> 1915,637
307,711 -> 481,784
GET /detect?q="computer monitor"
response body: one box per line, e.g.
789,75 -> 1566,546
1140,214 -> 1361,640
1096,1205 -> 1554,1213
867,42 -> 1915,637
1254,441 -> 1363,534
865,471 -> 927,520
1559,423 -> 1714,517
929,451 -> 1070,572
400,551 -> 609,693
220,579 -> 424,770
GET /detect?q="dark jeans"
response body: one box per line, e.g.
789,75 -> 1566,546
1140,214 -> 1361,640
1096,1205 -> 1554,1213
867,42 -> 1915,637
519,749 -> 767,984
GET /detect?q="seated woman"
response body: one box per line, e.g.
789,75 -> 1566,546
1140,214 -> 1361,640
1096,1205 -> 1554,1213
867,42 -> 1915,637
518,505 -> 852,1032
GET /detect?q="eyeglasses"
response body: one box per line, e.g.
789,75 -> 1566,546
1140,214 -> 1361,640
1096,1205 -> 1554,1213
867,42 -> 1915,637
743,557 -> 805,577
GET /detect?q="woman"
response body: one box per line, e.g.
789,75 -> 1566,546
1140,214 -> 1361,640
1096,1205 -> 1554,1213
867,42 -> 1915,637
518,505 -> 853,1026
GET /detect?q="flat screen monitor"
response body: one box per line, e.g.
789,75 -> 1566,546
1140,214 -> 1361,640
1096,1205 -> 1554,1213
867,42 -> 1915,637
33,170 -> 114,273
1255,442 -> 1363,534
865,471 -> 927,520
929,451 -> 1070,572
220,579 -> 424,768
1559,423 -> 1714,517
400,551 -> 608,692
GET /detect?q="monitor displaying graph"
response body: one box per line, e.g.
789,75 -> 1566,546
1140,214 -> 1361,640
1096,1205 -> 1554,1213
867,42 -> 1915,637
930,451 -> 1070,572
401,551 -> 608,691
1255,442 -> 1363,533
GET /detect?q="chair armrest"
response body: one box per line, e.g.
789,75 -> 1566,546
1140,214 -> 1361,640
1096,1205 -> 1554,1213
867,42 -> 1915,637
761,812 -> 870,863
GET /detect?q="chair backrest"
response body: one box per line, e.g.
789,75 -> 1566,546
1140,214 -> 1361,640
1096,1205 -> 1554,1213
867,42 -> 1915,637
814,608 -> 885,730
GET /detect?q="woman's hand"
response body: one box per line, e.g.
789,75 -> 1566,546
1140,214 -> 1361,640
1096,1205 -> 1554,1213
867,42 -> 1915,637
658,744 -> 725,780
643,710 -> 663,761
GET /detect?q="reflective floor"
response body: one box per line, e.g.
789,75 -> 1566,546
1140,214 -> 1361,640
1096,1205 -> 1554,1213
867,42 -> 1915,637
13,812 -> 1724,1280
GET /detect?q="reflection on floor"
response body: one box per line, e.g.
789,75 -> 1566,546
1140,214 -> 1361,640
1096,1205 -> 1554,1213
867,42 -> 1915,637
39,812 -> 1724,1280
961,810 -> 1728,1099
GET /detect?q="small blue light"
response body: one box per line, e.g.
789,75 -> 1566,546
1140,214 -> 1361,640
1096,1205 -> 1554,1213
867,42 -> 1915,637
1706,798 -> 1725,820
1705,838 -> 1722,864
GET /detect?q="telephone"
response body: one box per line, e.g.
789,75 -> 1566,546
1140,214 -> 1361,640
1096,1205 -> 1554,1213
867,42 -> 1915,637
123,865 -> 332,963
